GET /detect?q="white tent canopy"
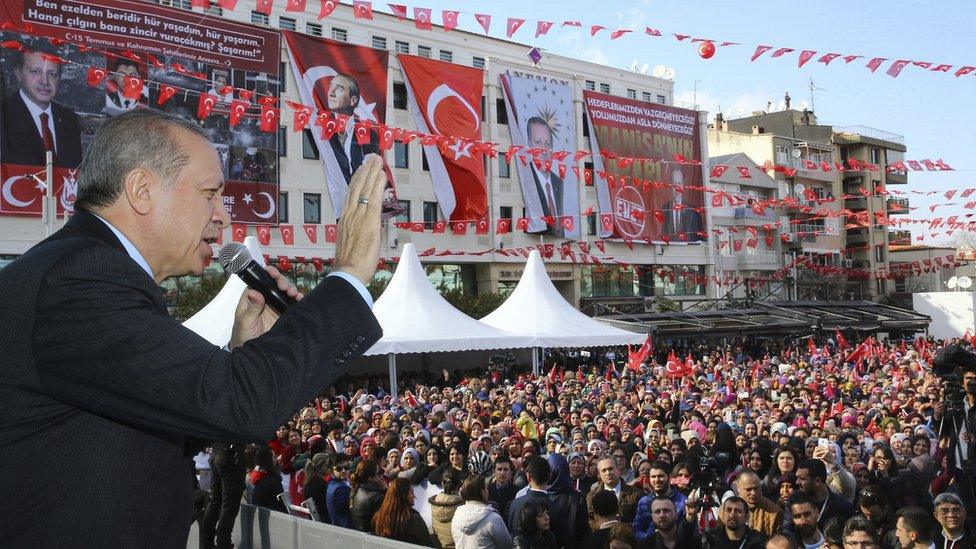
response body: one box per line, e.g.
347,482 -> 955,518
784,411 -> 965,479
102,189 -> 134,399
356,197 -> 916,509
364,243 -> 535,355
480,250 -> 646,347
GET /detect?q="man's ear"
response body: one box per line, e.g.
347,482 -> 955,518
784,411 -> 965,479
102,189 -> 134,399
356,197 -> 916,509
122,168 -> 156,215
350,95 -> 360,109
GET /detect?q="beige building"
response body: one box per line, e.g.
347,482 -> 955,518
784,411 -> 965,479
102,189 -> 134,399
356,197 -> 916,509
889,245 -> 970,308
0,1 -> 719,308
709,108 -> 907,301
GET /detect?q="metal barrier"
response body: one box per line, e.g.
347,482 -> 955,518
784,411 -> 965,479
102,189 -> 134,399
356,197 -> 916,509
228,504 -> 426,549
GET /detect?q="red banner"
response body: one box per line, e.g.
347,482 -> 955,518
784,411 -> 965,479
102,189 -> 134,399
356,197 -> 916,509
398,54 -> 486,223
0,0 -> 282,222
284,30 -> 402,220
0,163 -> 77,216
583,91 -> 705,242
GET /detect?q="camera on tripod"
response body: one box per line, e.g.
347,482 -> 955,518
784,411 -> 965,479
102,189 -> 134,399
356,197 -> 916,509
931,344 -> 976,435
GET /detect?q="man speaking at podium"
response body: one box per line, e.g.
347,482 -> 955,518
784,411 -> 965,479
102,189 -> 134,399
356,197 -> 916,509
0,109 -> 386,546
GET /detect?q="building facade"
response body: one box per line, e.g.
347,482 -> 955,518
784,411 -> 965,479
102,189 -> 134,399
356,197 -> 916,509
0,1 -> 718,308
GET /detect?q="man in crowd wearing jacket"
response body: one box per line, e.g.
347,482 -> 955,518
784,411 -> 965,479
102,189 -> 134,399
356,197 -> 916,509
736,468 -> 782,536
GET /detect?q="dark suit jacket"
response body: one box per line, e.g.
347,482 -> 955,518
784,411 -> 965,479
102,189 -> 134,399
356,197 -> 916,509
328,129 -> 379,184
0,92 -> 82,168
530,166 -> 564,220
507,489 -> 553,534
662,199 -> 703,240
586,481 -> 641,531
0,209 -> 381,547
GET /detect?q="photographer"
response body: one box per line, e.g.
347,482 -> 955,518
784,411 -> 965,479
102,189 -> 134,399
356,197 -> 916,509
932,347 -> 976,528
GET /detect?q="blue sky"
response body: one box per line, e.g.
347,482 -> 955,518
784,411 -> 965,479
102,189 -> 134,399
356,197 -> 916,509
373,0 -> 974,244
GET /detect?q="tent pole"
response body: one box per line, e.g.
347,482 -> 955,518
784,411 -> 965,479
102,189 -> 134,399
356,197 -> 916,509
388,354 -> 398,400
532,348 -> 540,377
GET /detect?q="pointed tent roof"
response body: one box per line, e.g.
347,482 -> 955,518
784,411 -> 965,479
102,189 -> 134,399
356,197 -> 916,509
364,244 -> 535,355
480,250 -> 645,347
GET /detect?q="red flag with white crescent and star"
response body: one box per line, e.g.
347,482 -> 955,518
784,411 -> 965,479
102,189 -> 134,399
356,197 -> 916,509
231,224 -> 247,243
303,224 -> 318,243
279,225 -> 294,245
324,224 -> 338,243
398,54 -> 486,223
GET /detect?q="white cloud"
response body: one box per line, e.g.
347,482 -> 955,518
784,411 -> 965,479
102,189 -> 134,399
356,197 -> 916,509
673,88 -> 777,118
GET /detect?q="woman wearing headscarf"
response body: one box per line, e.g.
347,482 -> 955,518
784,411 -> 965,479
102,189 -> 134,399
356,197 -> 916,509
546,453 -> 591,549
302,453 -> 332,523
429,444 -> 469,487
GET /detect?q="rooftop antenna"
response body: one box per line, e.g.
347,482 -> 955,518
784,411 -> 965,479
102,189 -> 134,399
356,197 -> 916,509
693,80 -> 701,109
809,78 -> 826,112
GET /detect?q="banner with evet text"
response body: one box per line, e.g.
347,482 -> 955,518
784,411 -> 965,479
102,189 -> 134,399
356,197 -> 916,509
583,90 -> 705,243
0,0 -> 281,222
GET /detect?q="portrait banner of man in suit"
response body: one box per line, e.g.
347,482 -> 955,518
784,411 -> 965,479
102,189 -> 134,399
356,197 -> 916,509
583,90 -> 706,243
284,30 -> 404,220
499,68 -> 580,238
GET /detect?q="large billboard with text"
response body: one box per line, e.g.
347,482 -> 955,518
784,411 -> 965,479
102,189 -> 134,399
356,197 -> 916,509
583,91 -> 705,242
0,0 -> 281,223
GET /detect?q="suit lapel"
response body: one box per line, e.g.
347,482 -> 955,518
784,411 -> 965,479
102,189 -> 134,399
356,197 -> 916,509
13,94 -> 46,161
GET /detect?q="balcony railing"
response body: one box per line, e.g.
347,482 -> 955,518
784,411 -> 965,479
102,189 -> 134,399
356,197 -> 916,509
887,197 -> 910,213
737,250 -> 781,268
834,125 -> 905,145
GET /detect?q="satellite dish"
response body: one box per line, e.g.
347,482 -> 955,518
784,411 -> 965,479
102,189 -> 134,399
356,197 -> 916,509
652,65 -> 667,78
948,276 -> 959,289
629,59 -> 639,72
663,67 -> 676,81
791,149 -> 802,159
794,183 -> 806,196
798,100 -> 810,110
960,276 -> 972,289
640,63 -> 649,75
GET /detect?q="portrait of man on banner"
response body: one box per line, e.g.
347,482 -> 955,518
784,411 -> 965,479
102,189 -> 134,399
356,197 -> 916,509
0,45 -> 82,170
499,69 -> 580,238
662,168 -> 703,241
103,54 -> 148,117
284,30 -> 403,220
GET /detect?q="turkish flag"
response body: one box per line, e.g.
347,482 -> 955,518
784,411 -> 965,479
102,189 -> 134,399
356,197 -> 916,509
733,239 -> 743,252
506,18 -> 525,37
560,215 -> 575,232
318,0 -> 338,19
290,102 -> 312,131
599,213 -> 614,232
516,217 -> 530,231
475,218 -> 489,235
197,93 -> 217,120
228,100 -> 247,127
737,166 -> 752,178
259,106 -> 279,132
442,10 -> 459,30
231,224 -> 247,243
414,7 -> 432,30
432,220 -> 447,233
303,224 -> 318,243
710,165 -> 728,178
285,0 -> 305,12
410,222 -> 425,232
255,0 -> 273,14
86,67 -> 106,87
452,221 -> 468,235
324,224 -> 338,243
279,225 -> 295,245
158,84 -> 177,106
352,0 -> 372,19
474,13 -> 491,33
389,4 -> 406,19
398,54 -> 486,223
256,226 -> 272,245
496,218 -> 510,234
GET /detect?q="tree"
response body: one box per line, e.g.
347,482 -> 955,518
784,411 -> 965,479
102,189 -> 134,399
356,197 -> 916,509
169,272 -> 228,322
437,285 -> 507,319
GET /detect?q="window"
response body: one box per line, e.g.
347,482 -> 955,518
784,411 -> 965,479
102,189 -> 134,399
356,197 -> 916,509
495,98 -> 508,125
418,45 -> 432,58
422,150 -> 429,171
205,1 -> 222,16
279,16 -> 296,30
395,40 -> 409,54
876,245 -> 885,263
599,83 -> 610,93
162,0 -> 191,9
303,193 -> 321,224
331,27 -> 347,41
656,94 -> 667,104
480,96 -> 486,122
472,56 -> 486,69
775,145 -> 791,164
870,148 -> 880,164
583,162 -> 594,185
582,115 -> 589,137
439,50 -> 453,63
306,22 -> 322,36
626,89 -> 637,99
372,36 -> 387,49
395,200 -> 411,223
585,80 -> 596,91
277,127 -> 287,157
279,62 -> 286,94
423,201 -> 439,229
302,129 -> 319,160
642,91 -> 652,102
499,206 -> 512,222
587,213 -> 597,235
394,142 -> 409,168
279,192 -> 289,223
393,82 -> 407,110
498,156 -> 510,178
251,11 -> 269,25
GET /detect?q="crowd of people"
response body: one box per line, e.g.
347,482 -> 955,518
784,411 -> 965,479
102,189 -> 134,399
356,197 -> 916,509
200,336 -> 976,549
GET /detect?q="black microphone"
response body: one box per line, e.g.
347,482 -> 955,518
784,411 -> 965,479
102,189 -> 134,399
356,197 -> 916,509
218,243 -> 297,315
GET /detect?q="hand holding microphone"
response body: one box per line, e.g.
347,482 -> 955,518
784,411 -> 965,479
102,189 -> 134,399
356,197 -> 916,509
220,246 -> 302,349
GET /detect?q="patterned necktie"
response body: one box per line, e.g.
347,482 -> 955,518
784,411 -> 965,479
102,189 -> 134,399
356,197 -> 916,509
39,112 -> 54,153
545,181 -> 557,218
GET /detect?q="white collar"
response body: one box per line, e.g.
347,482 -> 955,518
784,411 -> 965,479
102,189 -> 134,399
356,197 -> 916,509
20,89 -> 52,118
91,212 -> 155,281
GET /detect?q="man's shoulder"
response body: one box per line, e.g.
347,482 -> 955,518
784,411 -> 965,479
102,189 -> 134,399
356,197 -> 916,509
52,101 -> 81,123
